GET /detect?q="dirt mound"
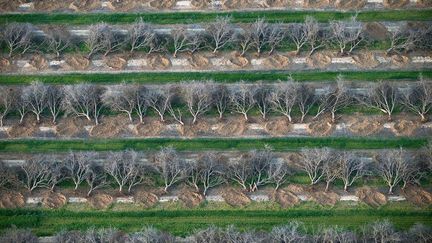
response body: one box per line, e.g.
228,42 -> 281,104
0,58 -> 14,72
334,0 -> 366,8
0,191 -> 25,209
56,117 -> 91,137
417,0 -> 432,7
353,52 -> 380,69
383,0 -> 409,8
306,52 -> 332,68
402,186 -> 432,207
392,119 -> 419,136
310,191 -> 340,206
42,192 -> 67,209
188,54 -> 210,69
109,0 -> 144,11
265,118 -> 291,136
8,117 -> 38,138
261,0 -> 289,7
29,55 -> 48,71
136,120 -> 165,136
308,119 -> 334,136
69,0 -> 100,11
271,189 -> 300,208
263,54 -> 290,68
105,56 -> 127,70
304,0 -> 329,8
34,0 -> 71,11
191,0 -> 211,8
179,188 -> 205,208
363,22 -> 389,41
285,184 -> 307,194
135,191 -> 159,208
149,0 -> 176,9
89,193 -> 113,209
0,0 -> 21,12
222,188 -> 251,207
391,55 -> 409,67
228,52 -> 250,68
91,115 -> 130,138
356,187 -> 387,208
148,54 -> 171,69
221,0 -> 254,9
348,116 -> 382,135
216,118 -> 245,136
179,121 -> 211,137
65,55 -> 90,70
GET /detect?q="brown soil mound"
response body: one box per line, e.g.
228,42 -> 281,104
148,54 -> 171,69
216,118 -> 245,136
391,55 -> 410,67
188,54 -> 210,69
0,0 -> 21,12
402,186 -> 432,207
105,56 -> 127,70
392,119 -> 419,136
285,184 -> 307,194
271,189 -> 300,208
229,53 -> 250,68
221,0 -> 254,9
348,116 -> 383,135
263,54 -> 290,68
65,55 -> 90,70
109,0 -> 144,11
8,117 -> 38,138
178,121 -> 211,137
0,58 -> 14,72
179,188 -> 205,208
222,188 -> 251,207
261,0 -> 289,7
310,191 -> 340,206
69,0 -> 100,11
353,52 -> 380,69
42,192 -> 67,209
0,191 -> 25,209
135,191 -> 159,208
383,0 -> 409,8
356,187 -> 387,208
264,118 -> 292,136
191,0 -> 211,8
308,119 -> 334,136
417,0 -> 432,7
89,193 -> 113,209
306,52 -> 332,68
304,0 -> 330,8
334,0 -> 366,9
363,22 -> 389,41
136,120 -> 165,136
29,55 -> 48,71
149,0 -> 176,9
56,117 -> 91,137
34,0 -> 71,11
90,115 -> 130,138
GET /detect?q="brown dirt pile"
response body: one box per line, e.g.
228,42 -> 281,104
90,115 -> 130,138
8,117 -> 38,138
333,0 -> 366,9
263,54 -> 290,68
34,0 -> 71,11
135,191 -> 159,208
353,52 -> 380,69
136,120 -> 165,136
149,0 -> 176,9
56,117 -> 91,137
383,0 -> 409,8
178,121 -> 211,137
261,0 -> 289,7
417,0 -> 432,7
148,54 -> 171,69
179,188 -> 205,208
109,0 -> 145,11
0,191 -> 25,209
29,55 -> 48,71
310,191 -> 340,206
105,56 -> 127,70
89,193 -> 113,209
392,119 -> 419,136
65,55 -> 90,70
222,188 -> 251,207
0,58 -> 14,72
188,54 -> 210,69
271,189 -> 300,208
69,0 -> 100,11
285,184 -> 307,194
391,55 -> 409,67
304,0 -> 330,8
229,52 -> 250,68
308,119 -> 334,136
306,52 -> 332,68
347,116 -> 382,135
42,192 -> 67,209
0,0 -> 21,12
191,0 -> 211,8
356,186 -> 387,208
221,0 -> 254,9
264,118 -> 291,136
402,186 -> 432,207
363,22 -> 389,41
216,118 -> 245,136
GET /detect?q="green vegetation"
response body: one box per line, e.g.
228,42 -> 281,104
0,202 -> 430,236
1,70 -> 430,85
0,137 -> 426,153
0,9 -> 431,25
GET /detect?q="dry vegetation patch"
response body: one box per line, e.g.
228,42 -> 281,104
352,52 -> 380,69
191,0 -> 211,8
0,0 -> 21,12
28,55 -> 49,71
222,188 -> 251,207
228,52 -> 250,68
392,119 -> 419,136
263,54 -> 290,69
34,0 -> 71,11
303,0 -> 330,8
136,120 -> 165,136
261,0 -> 289,7
221,0 -> 255,9
270,189 -> 301,208
89,193 -> 113,209
216,118 -> 246,136
417,0 -> 432,7
308,118 -> 334,136
56,117 -> 91,137
148,0 -> 176,9
0,191 -> 25,209
306,52 -> 332,68
90,115 -> 130,138
134,191 -> 159,208
148,54 -> 171,69
402,186 -> 432,207
188,54 -> 211,69
356,186 -> 387,208
333,0 -> 366,9
390,54 -> 410,67
42,192 -> 67,209
178,121 -> 211,137
310,191 -> 340,206
0,58 -> 15,72
363,22 -> 389,41
264,118 -> 292,136
347,116 -> 383,136
7,117 -> 38,138
178,187 -> 205,208
105,56 -> 128,70
65,55 -> 90,70
383,0 -> 409,8
69,0 -> 101,11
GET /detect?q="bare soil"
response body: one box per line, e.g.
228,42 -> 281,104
148,54 -> 172,69
0,191 -> 25,209
333,0 -> 366,9
417,0 -> 432,7
221,0 -> 255,9
34,0 -> 71,11
56,117 -> 92,137
352,51 -> 380,69
303,0 -> 330,8
271,189 -> 301,208
109,0 -> 145,11
42,191 -> 67,209
216,117 -> 246,136
187,53 -> 211,69
402,186 -> 432,207
178,120 -> 211,137
65,55 -> 90,70
390,54 -> 410,67
149,0 -> 176,9
261,0 -> 289,7
191,0 -> 211,8
356,186 -> 387,208
90,114 -> 130,138
178,187 -> 205,208
29,55 -> 49,71
0,0 -> 21,12
308,118 -> 334,136
306,52 -> 332,68
69,0 -> 100,11
263,54 -> 290,69
134,191 -> 159,208
228,52 -> 250,68
383,0 -> 409,8
362,22 -> 389,41
222,187 -> 251,207
392,119 -> 419,136
0,58 -> 15,72
105,56 -> 128,70
347,116 -> 383,136
89,193 -> 113,209
310,191 -> 340,206
7,117 -> 39,138
285,184 -> 307,194
264,118 -> 292,136
136,119 -> 165,136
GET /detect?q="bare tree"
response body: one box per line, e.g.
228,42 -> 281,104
128,18 -> 156,53
22,81 -> 48,123
315,77 -> 352,123
85,162 -> 107,196
44,25 -> 72,58
64,151 -> 97,190
330,16 -> 364,55
229,82 -> 256,121
298,147 -> 331,185
305,16 -> 326,56
171,27 -> 190,58
213,84 -> 229,119
105,150 -> 145,193
1,22 -> 34,58
46,159 -> 67,192
0,86 -> 14,127
363,220 -> 401,243
255,82 -> 272,120
0,161 -> 17,189
206,16 -> 235,53
85,23 -> 108,58
377,148 -> 413,194
297,83 -> 316,123
270,79 -> 298,122
386,25 -> 420,54
338,152 -> 369,192
130,227 -> 175,243
358,81 -> 398,121
236,25 -> 253,56
20,156 -> 50,192
250,18 -> 269,56
182,81 -> 214,124
408,224 -> 432,243
16,88 -> 28,124
187,31 -> 205,54
147,86 -> 173,122
270,222 -> 306,243
102,83 -> 137,122
99,24 -> 125,56
187,152 -> 226,195
63,83 -> 104,125
0,227 -> 38,243
153,146 -> 185,192
268,159 -> 290,191
47,85 -> 63,124
322,157 -> 340,192
287,23 -> 308,55
167,91 -> 184,126
266,23 -> 285,55
401,76 -> 432,122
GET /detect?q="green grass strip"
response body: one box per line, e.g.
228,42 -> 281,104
0,137 -> 426,152
1,70 -> 430,85
0,9 -> 431,25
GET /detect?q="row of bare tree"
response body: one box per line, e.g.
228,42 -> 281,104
1,77 -> 431,126
1,145 -> 430,195
2,220 -> 432,243
2,16 -> 431,58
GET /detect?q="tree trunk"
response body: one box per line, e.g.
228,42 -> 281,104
387,113 -> 392,122
243,113 -> 248,121
127,112 -> 133,122
388,185 -> 394,195
325,181 -> 330,192
420,114 -> 427,123
344,183 -> 348,192
192,116 -> 197,125
36,113 -> 40,122
218,112 -> 223,120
